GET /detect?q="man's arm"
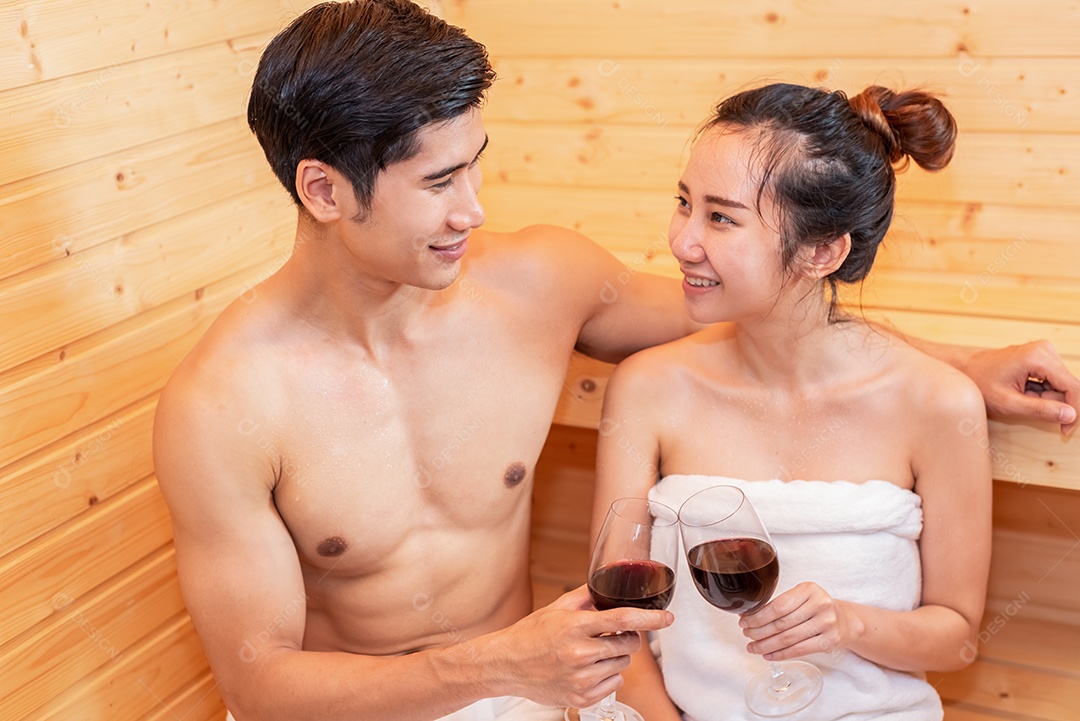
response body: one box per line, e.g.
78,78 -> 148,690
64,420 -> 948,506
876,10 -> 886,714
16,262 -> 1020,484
153,366 -> 671,721
506,226 -> 698,364
900,337 -> 1078,435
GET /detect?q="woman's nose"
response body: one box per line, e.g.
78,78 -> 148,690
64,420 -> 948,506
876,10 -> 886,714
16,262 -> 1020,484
669,219 -> 706,264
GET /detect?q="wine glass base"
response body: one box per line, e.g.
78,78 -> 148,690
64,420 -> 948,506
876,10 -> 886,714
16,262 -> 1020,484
565,701 -> 644,721
744,660 -> 823,717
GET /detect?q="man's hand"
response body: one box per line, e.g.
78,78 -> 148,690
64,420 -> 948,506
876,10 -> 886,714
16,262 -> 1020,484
481,585 -> 673,710
957,340 -> 1078,435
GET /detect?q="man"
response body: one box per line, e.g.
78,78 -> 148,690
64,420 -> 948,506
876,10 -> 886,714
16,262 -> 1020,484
153,2 -> 1078,720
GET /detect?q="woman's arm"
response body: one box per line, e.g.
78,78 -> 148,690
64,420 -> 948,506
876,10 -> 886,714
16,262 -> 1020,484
592,354 -> 684,718
740,370 -> 992,672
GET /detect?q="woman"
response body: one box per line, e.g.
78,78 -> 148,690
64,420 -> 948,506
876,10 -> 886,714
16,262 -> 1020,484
593,83 -> 992,721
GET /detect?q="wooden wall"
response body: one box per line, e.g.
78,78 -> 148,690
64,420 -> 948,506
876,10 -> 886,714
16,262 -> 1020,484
0,1 -> 321,718
1,1 -> 1077,720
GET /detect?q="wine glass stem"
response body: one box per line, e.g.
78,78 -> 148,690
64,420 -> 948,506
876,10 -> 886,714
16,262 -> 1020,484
598,691 -> 618,721
767,661 -> 792,693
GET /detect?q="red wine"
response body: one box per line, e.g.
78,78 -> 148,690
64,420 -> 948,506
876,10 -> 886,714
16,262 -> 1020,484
687,537 -> 778,614
588,560 -> 676,611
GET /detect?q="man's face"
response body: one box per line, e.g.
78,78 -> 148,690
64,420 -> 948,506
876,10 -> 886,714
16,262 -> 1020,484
343,108 -> 488,292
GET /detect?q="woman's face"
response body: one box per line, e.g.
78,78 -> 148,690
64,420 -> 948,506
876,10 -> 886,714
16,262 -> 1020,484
668,126 -> 793,326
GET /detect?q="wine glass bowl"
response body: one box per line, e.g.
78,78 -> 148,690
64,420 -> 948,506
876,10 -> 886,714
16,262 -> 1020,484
569,497 -> 679,721
588,498 -> 679,612
678,485 -> 822,717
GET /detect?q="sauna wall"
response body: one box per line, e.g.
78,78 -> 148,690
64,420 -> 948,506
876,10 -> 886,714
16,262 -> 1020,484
0,2 -> 320,718
1,1 -> 1078,720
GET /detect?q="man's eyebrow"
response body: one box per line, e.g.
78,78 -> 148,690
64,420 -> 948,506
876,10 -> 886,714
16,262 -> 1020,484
677,181 -> 749,211
422,135 -> 489,182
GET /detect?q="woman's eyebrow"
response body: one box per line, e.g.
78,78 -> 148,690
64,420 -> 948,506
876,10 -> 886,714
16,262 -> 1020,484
677,181 -> 748,210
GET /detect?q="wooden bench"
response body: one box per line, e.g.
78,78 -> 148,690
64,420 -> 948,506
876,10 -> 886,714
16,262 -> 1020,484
530,354 -> 1080,721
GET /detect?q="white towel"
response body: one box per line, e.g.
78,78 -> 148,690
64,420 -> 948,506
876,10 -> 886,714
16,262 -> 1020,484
648,475 -> 943,721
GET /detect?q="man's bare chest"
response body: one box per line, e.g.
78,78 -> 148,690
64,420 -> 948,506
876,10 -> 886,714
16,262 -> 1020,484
265,348 -> 571,574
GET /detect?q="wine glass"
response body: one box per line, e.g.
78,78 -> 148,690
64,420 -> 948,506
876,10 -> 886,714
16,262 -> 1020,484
568,497 -> 679,721
677,485 -> 822,717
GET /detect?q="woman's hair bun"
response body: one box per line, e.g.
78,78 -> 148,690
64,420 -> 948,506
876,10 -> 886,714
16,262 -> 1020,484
848,86 -> 957,172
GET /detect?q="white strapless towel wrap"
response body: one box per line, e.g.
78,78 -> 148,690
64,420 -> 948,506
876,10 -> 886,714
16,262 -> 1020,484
648,475 -> 943,721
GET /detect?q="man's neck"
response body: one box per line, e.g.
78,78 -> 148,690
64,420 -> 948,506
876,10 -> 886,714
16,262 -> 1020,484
271,225 -> 441,355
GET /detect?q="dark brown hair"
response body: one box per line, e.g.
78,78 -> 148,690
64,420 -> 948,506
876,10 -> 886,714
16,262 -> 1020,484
247,0 -> 496,215
703,83 -> 956,316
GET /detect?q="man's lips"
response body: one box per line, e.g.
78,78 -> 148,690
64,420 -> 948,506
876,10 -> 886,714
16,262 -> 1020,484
430,237 -> 468,260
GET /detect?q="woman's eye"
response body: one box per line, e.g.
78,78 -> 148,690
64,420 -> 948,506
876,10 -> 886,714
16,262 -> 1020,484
675,195 -> 689,208
712,212 -> 733,224
431,178 -> 453,190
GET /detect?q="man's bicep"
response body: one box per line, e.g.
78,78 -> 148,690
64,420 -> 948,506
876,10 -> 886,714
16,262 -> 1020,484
514,225 -> 692,363
153,386 -> 307,688
577,271 -> 694,363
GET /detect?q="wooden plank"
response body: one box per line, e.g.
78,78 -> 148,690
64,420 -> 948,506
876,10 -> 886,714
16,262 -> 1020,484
992,483 -> 1080,541
848,269 -> 1080,326
532,424 -> 598,543
530,530 -> 588,594
138,671 -> 225,721
0,116 -> 280,282
942,701 -> 1040,721
0,31 -> 273,187
932,658 -> 1080,721
0,185 -> 295,374
0,0 -> 322,92
481,123 -> 1080,210
986,528 -> 1080,625
444,0 -> 1080,60
983,421 -> 1080,494
0,260 -> 280,468
485,56 -> 1077,133
854,309 -> 1080,362
0,477 -> 173,647
0,547 -> 185,720
968,610 -> 1080,677
29,614 -> 210,721
881,202 -> 1080,280
0,395 -> 155,554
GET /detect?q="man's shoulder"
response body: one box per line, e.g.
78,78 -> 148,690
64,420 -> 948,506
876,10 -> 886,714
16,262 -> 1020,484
157,295 -> 284,431
469,225 -> 608,273
466,225 -> 620,311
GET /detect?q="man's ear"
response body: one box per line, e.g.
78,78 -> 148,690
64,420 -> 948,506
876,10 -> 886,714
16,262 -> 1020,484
803,233 -> 851,279
295,160 -> 343,222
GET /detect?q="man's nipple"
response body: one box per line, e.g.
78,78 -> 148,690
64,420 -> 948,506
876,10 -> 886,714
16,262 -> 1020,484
504,462 -> 527,488
317,536 -> 348,557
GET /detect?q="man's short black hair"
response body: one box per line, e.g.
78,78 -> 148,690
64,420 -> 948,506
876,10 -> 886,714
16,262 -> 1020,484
247,0 -> 496,214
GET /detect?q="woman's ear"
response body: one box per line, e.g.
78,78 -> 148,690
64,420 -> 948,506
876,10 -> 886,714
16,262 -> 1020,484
295,160 -> 344,223
803,233 -> 851,279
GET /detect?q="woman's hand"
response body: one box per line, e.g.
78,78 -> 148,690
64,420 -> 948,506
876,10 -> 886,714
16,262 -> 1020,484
738,582 -> 864,661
